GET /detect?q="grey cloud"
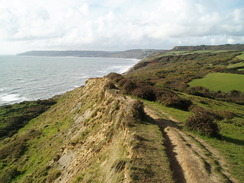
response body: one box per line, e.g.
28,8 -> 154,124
0,0 -> 243,54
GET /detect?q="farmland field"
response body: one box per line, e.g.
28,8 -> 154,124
188,73 -> 244,92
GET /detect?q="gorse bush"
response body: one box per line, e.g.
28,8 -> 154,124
186,112 -> 220,137
106,73 -> 192,111
157,91 -> 192,111
133,86 -> 156,101
186,87 -> 244,104
188,105 -> 223,120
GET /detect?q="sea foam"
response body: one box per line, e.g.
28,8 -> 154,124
0,94 -> 28,105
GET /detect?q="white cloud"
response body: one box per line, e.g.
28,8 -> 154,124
0,0 -> 243,54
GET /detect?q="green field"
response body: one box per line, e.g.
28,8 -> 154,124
189,73 -> 244,92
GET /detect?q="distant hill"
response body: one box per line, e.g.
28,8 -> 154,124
17,49 -> 162,59
172,44 -> 244,51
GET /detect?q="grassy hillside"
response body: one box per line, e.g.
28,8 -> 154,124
127,51 -> 242,89
0,99 -> 56,139
141,96 -> 244,181
127,51 -> 244,104
188,73 -> 244,92
0,77 -> 173,183
172,44 -> 244,52
125,48 -> 244,182
1,44 -> 244,183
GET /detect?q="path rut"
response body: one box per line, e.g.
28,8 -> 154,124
144,107 -> 236,183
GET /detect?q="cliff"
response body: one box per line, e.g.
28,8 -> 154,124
0,76 -> 172,183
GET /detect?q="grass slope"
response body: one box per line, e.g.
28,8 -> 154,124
140,94 -> 244,181
188,73 -> 244,92
0,99 -> 56,139
127,51 -> 242,90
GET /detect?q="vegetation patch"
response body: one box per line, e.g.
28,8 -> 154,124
188,73 -> 244,92
227,62 -> 244,69
0,99 -> 56,139
107,73 -> 192,111
236,53 -> 244,60
185,112 -> 220,137
148,91 -> 243,181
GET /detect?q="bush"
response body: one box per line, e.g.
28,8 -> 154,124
186,112 -> 220,137
106,72 -> 124,82
132,86 -> 156,101
189,105 -> 223,120
106,73 -> 193,110
121,80 -> 137,94
157,91 -> 192,111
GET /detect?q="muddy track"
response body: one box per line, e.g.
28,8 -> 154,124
144,107 -> 237,183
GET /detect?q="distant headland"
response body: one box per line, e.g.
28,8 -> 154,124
17,49 -> 162,59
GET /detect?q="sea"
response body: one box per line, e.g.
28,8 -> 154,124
0,56 -> 138,106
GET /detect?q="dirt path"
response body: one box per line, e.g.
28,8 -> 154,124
144,107 -> 236,183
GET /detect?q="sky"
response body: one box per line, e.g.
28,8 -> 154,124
0,0 -> 244,54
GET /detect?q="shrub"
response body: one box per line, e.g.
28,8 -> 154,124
132,86 -> 156,101
186,112 -> 220,137
216,111 -> 237,119
121,80 -> 137,94
186,86 -> 211,97
189,105 -> 223,120
158,91 -> 192,111
106,72 -> 124,83
106,73 -> 193,110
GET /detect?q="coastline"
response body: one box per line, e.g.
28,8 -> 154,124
0,56 -> 140,106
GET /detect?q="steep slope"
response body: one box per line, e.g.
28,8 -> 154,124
0,77 -> 173,183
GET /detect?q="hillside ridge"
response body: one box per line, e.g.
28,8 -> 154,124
17,49 -> 161,59
172,44 -> 244,51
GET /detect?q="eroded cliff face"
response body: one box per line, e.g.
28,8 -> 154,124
0,76 -> 172,183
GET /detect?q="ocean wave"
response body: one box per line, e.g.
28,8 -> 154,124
0,93 -> 28,105
99,65 -> 134,75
